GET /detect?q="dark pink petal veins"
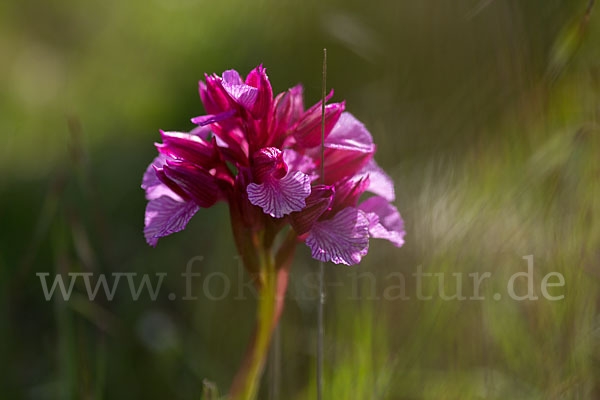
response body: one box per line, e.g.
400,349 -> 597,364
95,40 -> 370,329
144,196 -> 199,247
246,171 -> 311,218
305,207 -> 370,266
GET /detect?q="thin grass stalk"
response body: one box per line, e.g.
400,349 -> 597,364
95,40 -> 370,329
317,47 -> 327,400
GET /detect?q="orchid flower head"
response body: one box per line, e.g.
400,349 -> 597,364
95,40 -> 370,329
142,65 -> 405,265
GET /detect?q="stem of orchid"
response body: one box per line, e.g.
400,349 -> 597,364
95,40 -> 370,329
229,231 -> 293,400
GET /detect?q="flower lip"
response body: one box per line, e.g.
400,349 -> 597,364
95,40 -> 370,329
305,207 -> 370,265
144,196 -> 199,247
246,170 -> 311,218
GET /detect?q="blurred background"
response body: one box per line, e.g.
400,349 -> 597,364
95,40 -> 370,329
2,0 -> 600,398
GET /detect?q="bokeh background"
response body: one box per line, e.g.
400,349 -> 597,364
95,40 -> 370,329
2,0 -> 600,398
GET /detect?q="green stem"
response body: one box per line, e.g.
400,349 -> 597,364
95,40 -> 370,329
229,231 -> 294,400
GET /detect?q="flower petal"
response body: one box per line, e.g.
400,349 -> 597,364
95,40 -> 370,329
324,112 -> 375,152
354,159 -> 396,202
191,109 -> 237,126
252,147 -> 287,183
270,84 -> 304,141
283,149 -> 317,180
221,69 -> 259,111
319,112 -> 375,183
142,154 -> 181,200
189,124 -> 213,139
156,130 -> 216,167
328,177 -> 370,216
247,171 -> 311,218
245,65 -> 273,119
163,161 -> 221,207
359,196 -> 405,247
144,196 -> 199,247
199,74 -> 234,114
306,207 -> 370,265
289,185 -> 334,235
293,101 -> 345,148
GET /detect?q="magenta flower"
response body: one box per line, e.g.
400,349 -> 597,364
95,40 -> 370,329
142,65 -> 405,265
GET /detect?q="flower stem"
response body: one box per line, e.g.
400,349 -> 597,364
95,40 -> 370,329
229,232 -> 293,400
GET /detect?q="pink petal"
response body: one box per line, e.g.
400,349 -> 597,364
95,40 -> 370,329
246,171 -> 311,218
293,101 -> 345,148
271,84 -> 304,140
359,196 -> 405,247
354,159 -> 396,202
328,177 -> 370,216
221,69 -> 259,110
324,112 -> 375,152
189,125 -> 213,139
283,149 -> 317,180
306,207 -> 370,265
222,69 -> 243,85
318,112 -> 375,183
191,109 -> 237,126
142,154 -> 181,201
289,185 -> 334,235
144,196 -> 199,247
199,74 -> 234,114
163,161 -> 221,208
245,65 -> 273,119
156,130 -> 216,167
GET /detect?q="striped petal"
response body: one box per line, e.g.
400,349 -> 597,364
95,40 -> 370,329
306,207 -> 370,266
221,69 -> 259,110
247,171 -> 311,218
144,196 -> 199,247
